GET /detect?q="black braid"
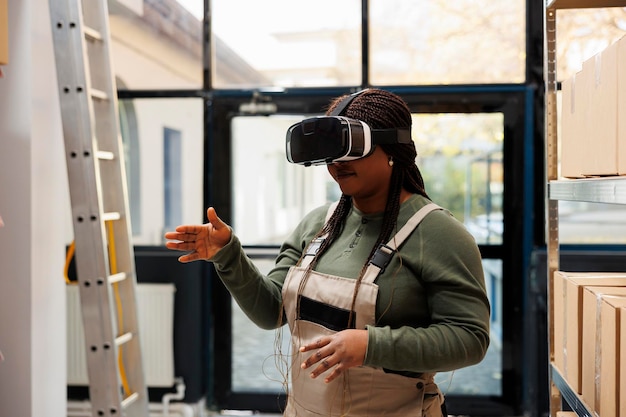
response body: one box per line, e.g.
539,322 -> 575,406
312,89 -> 429,264
306,194 -> 352,271
296,89 -> 432,329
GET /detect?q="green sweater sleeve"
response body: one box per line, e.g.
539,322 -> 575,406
210,205 -> 329,330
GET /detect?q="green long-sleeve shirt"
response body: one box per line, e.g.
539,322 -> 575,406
211,194 -> 490,374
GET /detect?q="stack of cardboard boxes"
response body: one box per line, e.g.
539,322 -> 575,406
560,35 -> 626,178
553,271 -> 626,417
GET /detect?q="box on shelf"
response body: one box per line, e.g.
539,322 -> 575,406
553,271 -> 626,394
0,0 -> 7,65
560,34 -> 626,178
581,287 -> 626,413
618,35 -> 626,175
560,74 -> 585,178
621,304 -> 626,417
581,40 -> 618,176
581,292 -> 626,417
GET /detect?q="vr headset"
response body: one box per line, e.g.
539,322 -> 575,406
285,90 -> 413,166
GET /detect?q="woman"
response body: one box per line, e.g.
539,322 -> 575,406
164,88 -> 490,417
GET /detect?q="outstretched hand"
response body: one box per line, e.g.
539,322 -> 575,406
164,207 -> 231,262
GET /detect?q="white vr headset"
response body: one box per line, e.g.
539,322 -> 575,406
285,90 -> 413,166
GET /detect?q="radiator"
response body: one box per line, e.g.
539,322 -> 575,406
67,283 -> 176,387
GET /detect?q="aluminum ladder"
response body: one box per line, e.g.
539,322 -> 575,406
49,1 -> 149,416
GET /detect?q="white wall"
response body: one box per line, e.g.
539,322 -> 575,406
0,0 -> 69,416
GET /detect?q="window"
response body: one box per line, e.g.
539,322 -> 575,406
232,116 -> 337,245
370,0 -> 526,85
164,127 -> 183,231
118,94 -> 142,235
211,0 -> 362,88
109,1 -> 203,89
117,98 -> 204,245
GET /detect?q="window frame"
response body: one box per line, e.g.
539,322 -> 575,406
208,86 -> 532,416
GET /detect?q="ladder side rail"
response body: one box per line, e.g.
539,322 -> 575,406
85,1 -> 148,407
50,0 -> 149,415
49,1 -> 121,414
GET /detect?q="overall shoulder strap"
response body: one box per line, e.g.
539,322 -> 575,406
299,201 -> 340,268
386,203 -> 442,250
363,203 -> 443,283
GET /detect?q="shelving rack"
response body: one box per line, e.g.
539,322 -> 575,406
544,1 -> 626,417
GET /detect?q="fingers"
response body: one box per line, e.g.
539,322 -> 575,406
177,252 -> 201,263
164,227 -> 202,243
299,337 -> 329,353
300,338 -> 334,375
165,240 -> 196,252
302,351 -> 343,383
207,207 -> 226,229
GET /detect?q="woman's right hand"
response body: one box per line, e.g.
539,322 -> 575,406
164,207 -> 232,263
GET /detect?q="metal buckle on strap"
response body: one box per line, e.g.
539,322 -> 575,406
304,237 -> 325,257
369,244 -> 395,272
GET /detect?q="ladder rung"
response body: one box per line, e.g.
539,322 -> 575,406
90,89 -> 109,101
108,272 -> 127,284
83,26 -> 103,42
120,392 -> 140,409
96,150 -> 115,160
102,212 -> 121,222
115,332 -> 133,347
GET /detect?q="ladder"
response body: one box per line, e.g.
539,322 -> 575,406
49,1 -> 149,416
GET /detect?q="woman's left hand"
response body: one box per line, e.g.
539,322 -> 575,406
300,329 -> 368,383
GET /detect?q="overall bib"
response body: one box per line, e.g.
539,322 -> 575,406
281,203 -> 445,417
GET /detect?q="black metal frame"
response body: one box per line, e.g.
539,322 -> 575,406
208,86 -> 531,416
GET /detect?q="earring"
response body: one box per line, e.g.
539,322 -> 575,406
388,157 -> 394,167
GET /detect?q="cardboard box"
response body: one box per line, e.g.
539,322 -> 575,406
561,35 -> 626,177
0,0 -> 7,65
561,64 -> 593,178
560,75 -> 585,178
581,41 -> 619,176
621,305 -> 626,417
618,35 -> 626,175
581,287 -> 626,411
596,295 -> 626,417
553,271 -> 626,393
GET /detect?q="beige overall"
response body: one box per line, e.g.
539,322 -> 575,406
282,203 -> 445,417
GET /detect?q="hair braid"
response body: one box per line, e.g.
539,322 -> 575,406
314,89 -> 429,261
301,88 -> 430,328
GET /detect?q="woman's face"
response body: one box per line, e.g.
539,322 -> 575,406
326,146 -> 393,212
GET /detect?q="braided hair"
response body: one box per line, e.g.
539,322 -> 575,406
298,89 -> 430,327
307,88 -> 429,271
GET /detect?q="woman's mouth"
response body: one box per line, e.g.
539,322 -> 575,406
334,170 -> 355,180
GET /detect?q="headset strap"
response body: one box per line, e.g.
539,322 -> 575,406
330,90 -> 412,145
371,128 -> 412,145
330,89 -> 369,116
